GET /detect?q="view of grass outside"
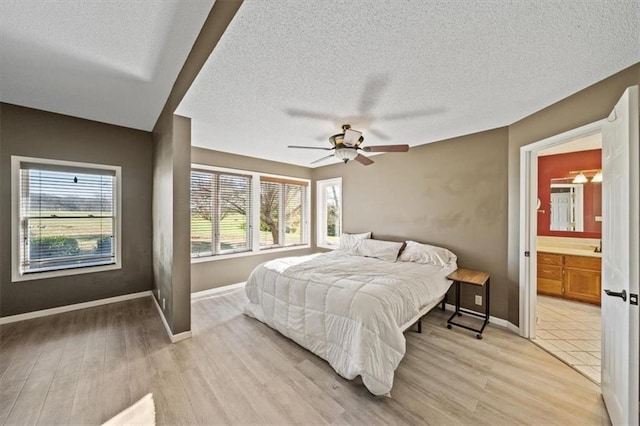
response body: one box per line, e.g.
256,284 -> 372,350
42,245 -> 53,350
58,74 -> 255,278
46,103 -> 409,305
191,213 -> 303,255
20,167 -> 116,272
191,171 -> 253,256
26,214 -> 114,270
190,171 -> 306,257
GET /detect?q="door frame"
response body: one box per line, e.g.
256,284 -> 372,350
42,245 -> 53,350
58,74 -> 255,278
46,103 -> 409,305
519,119 -> 606,338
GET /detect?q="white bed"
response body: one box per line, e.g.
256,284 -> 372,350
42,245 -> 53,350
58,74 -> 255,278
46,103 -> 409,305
244,248 -> 457,396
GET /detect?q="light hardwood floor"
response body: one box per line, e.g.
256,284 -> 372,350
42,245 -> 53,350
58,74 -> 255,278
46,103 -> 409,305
0,289 -> 610,425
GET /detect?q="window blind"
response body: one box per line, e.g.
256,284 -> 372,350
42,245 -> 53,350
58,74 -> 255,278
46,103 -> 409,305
19,165 -> 116,274
259,181 -> 281,248
190,170 -> 252,257
260,178 -> 307,249
283,183 -> 305,246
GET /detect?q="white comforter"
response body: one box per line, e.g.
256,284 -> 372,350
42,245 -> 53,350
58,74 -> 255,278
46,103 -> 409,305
244,251 -> 456,395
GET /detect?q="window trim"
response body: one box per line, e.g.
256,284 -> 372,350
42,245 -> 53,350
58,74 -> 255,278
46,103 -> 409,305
316,177 -> 342,250
11,156 -> 122,282
190,164 -> 311,262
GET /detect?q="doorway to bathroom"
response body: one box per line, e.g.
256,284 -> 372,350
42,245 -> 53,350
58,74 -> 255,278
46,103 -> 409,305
533,132 -> 603,383
518,120 -> 605,384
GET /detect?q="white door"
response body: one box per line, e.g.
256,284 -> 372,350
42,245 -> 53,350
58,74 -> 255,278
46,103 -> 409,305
601,85 -> 639,426
550,192 -> 572,231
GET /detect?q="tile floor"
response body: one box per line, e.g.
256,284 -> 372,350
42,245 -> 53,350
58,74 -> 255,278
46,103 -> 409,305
532,295 -> 601,384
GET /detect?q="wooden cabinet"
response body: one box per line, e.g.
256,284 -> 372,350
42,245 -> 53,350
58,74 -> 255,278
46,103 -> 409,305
537,252 -> 563,297
537,252 -> 601,305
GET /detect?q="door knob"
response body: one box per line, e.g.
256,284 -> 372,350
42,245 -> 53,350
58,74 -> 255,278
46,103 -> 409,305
604,289 -> 627,302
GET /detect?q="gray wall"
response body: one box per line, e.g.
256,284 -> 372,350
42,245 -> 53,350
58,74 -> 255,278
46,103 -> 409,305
191,147 -> 314,292
151,113 -> 192,334
0,103 -> 153,317
313,128 -> 510,319
506,62 -> 640,325
151,110 -> 176,329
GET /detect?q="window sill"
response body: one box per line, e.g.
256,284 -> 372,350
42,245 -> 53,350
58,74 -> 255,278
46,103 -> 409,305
11,262 -> 121,283
317,243 -> 339,250
191,244 -> 311,264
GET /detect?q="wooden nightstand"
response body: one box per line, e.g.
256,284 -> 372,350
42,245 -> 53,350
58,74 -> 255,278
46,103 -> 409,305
446,268 -> 490,339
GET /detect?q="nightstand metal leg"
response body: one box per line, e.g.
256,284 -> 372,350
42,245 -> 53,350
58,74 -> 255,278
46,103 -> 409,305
446,275 -> 490,339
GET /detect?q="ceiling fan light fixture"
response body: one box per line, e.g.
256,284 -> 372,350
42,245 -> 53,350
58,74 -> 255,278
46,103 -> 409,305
572,172 -> 588,184
335,147 -> 358,163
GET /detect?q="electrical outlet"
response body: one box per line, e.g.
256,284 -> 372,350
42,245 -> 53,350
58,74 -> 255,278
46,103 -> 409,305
475,295 -> 482,305
162,298 -> 166,310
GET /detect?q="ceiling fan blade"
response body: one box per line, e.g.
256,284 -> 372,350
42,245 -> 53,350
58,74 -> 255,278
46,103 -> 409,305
288,145 -> 333,150
379,108 -> 445,121
311,154 -> 335,165
354,154 -> 374,166
343,128 -> 363,147
363,144 -> 409,153
285,108 -> 339,122
367,127 -> 390,140
358,75 -> 390,114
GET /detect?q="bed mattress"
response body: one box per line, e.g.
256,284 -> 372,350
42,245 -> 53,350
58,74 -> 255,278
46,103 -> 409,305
244,250 -> 456,395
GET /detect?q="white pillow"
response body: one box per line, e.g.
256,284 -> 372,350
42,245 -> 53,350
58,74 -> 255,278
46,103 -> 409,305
339,232 -> 371,250
352,239 -> 404,262
398,240 -> 457,266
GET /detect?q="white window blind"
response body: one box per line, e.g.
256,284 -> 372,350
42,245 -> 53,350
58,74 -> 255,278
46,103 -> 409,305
190,170 -> 252,257
19,162 -> 117,274
260,177 -> 308,249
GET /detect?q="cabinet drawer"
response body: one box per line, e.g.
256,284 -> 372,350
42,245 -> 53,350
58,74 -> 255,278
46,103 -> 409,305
564,255 -> 601,271
538,278 -> 563,297
538,264 -> 562,280
538,252 -> 562,266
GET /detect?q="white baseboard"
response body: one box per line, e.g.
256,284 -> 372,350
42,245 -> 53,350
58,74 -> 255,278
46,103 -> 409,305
191,282 -> 245,299
151,296 -> 192,343
444,303 -> 519,334
0,291 -> 153,325
506,322 -> 520,335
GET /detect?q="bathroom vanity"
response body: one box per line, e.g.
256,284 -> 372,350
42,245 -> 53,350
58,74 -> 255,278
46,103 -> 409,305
537,251 -> 601,305
537,237 -> 602,305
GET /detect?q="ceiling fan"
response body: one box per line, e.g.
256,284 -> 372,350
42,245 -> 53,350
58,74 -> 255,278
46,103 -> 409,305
288,124 -> 409,166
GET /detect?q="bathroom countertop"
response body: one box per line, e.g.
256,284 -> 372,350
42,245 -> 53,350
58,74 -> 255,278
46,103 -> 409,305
537,246 -> 602,258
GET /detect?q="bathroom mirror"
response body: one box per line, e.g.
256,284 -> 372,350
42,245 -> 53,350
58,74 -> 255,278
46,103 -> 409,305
549,184 -> 584,232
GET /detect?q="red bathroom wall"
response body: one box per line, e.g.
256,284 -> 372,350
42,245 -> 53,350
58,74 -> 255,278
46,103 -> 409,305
537,149 -> 602,238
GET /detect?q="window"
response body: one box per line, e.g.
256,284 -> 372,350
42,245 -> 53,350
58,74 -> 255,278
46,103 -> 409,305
316,178 -> 342,249
190,170 -> 252,257
11,156 -> 121,281
190,165 -> 310,260
260,177 -> 308,249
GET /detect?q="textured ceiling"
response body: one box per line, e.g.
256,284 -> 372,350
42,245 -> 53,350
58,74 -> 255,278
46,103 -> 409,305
178,0 -> 640,167
0,0 -> 214,131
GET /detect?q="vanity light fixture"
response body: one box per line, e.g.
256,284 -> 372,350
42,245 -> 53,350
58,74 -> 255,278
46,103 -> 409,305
568,168 -> 601,184
572,172 -> 588,184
